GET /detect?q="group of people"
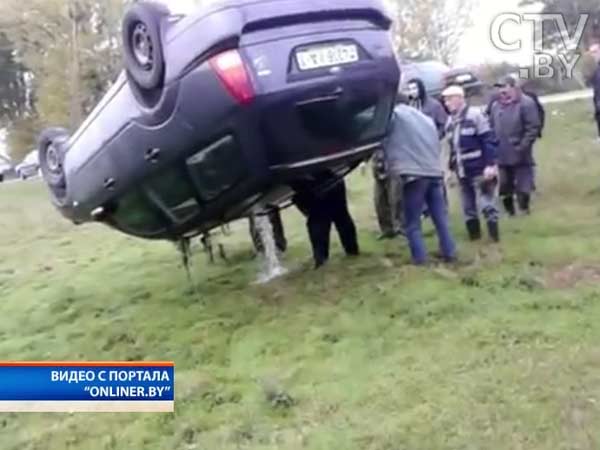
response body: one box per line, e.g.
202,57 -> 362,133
246,44 -> 600,269
251,61 -> 581,268
372,74 -> 543,265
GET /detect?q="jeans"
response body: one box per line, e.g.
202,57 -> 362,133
403,177 -> 456,265
459,176 -> 499,223
423,179 -> 449,217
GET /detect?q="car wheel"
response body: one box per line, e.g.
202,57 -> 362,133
122,2 -> 168,91
39,127 -> 70,202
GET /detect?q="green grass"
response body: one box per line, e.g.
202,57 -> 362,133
2,99 -> 600,449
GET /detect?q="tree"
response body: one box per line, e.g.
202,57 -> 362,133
0,33 -> 30,124
519,0 -> 600,88
0,0 -> 125,160
520,0 -> 600,50
5,117 -> 39,161
388,0 -> 475,65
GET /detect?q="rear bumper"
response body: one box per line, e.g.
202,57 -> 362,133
269,142 -> 378,176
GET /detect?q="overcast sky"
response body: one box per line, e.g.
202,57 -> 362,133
456,0 -> 543,66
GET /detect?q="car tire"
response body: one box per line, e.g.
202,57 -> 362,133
122,2 -> 168,91
39,127 -> 70,201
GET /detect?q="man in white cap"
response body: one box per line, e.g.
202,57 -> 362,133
442,85 -> 501,242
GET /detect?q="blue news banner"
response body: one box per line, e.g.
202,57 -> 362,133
0,363 -> 174,410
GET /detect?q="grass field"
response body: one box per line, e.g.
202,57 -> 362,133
3,99 -> 600,449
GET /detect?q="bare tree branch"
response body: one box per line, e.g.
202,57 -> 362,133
388,0 -> 475,64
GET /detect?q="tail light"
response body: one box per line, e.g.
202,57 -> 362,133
209,49 -> 255,105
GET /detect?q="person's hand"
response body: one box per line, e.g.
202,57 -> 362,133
448,156 -> 456,172
445,171 -> 457,188
512,138 -> 524,152
483,165 -> 498,181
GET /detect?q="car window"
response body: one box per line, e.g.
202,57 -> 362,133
186,135 -> 246,203
297,91 -> 395,143
112,190 -> 166,235
146,167 -> 200,221
25,152 -> 38,164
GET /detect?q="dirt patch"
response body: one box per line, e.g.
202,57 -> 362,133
547,264 -> 600,289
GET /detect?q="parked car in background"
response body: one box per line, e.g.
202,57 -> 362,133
38,0 -> 400,241
400,60 -> 450,98
16,150 -> 40,180
0,155 -> 14,183
443,67 -> 484,97
0,162 -> 10,183
399,59 -> 485,100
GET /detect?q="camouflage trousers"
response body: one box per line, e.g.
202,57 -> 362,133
374,174 -> 404,236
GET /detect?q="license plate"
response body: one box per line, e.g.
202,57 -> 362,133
296,44 -> 359,71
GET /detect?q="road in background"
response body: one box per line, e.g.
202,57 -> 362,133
540,89 -> 593,105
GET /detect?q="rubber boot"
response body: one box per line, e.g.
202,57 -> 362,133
487,221 -> 500,243
502,196 -> 516,216
466,219 -> 481,241
517,192 -> 530,215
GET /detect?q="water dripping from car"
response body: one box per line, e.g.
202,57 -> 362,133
253,210 -> 288,284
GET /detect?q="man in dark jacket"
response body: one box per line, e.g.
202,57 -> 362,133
489,76 -> 542,216
590,44 -> 600,139
485,90 -> 501,118
406,78 -> 448,139
486,80 -> 545,139
292,171 -> 360,269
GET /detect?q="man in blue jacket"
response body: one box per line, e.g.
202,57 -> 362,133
442,85 -> 501,242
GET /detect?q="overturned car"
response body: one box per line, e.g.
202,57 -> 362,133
39,0 -> 400,241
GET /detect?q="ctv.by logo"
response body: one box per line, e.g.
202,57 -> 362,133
490,13 -> 589,79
